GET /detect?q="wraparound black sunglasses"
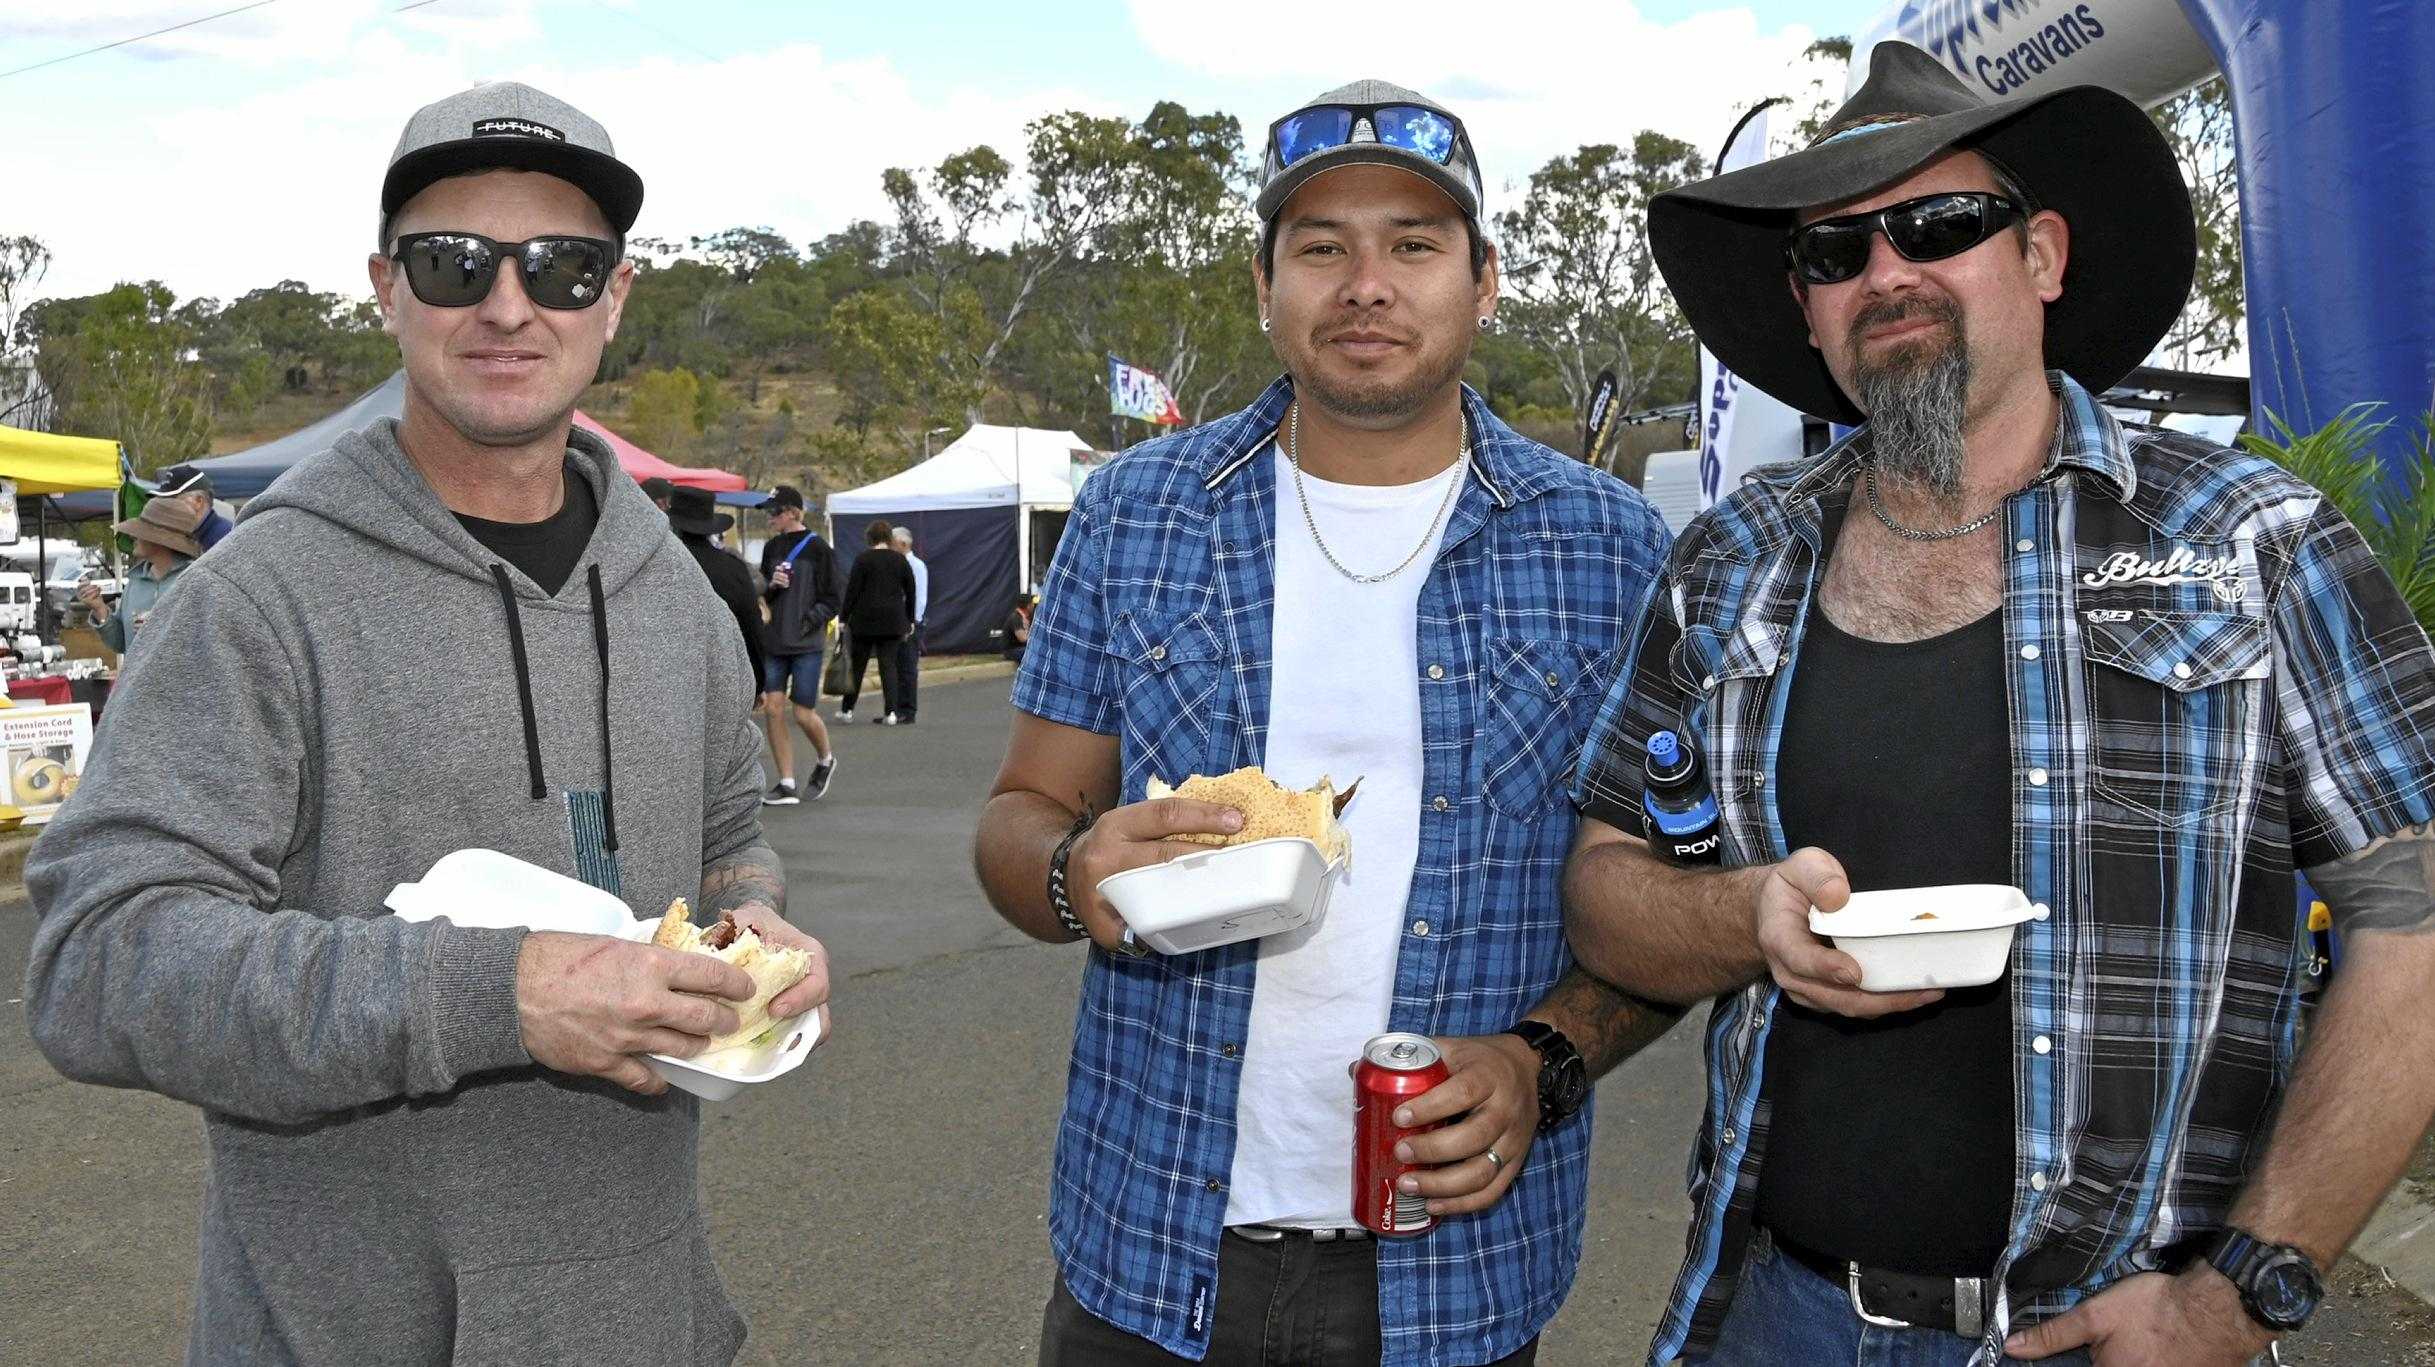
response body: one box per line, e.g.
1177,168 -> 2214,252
389,231 -> 618,310
1786,191 -> 2027,286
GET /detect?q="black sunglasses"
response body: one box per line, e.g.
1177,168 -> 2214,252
1785,191 -> 2026,286
389,232 -> 618,310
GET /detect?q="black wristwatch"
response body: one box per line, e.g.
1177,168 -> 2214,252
1502,1021 -> 1588,1131
2205,1227 -> 2323,1333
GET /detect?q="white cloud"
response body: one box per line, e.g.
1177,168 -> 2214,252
8,18 -> 1109,309
1125,0 -> 1835,221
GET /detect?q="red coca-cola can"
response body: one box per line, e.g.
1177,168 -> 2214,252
1354,1031 -> 1450,1236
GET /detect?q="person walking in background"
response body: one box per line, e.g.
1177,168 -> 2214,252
1000,592 -> 1033,664
639,475 -> 674,511
82,496 -> 203,659
838,518 -> 914,725
756,485 -> 838,804
889,525 -> 927,725
156,465 -> 233,551
667,485 -> 765,703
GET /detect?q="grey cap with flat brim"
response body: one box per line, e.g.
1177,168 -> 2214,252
1648,41 -> 2194,424
1255,79 -> 1483,223
380,81 -> 644,246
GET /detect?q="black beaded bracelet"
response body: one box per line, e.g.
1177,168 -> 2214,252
1047,801 -> 1098,942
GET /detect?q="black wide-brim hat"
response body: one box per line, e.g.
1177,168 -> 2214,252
666,484 -> 732,537
1650,41 -> 2196,424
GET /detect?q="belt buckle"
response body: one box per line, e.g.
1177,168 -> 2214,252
1846,1263 -> 1916,1329
1231,1225 -> 1286,1243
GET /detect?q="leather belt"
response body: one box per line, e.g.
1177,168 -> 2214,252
1228,1224 -> 1371,1243
1765,1228 -> 1989,1340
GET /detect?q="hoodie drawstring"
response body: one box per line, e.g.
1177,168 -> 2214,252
490,564 -> 547,801
587,564 -> 620,854
488,562 -> 621,855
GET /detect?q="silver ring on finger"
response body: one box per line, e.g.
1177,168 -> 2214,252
1486,1145 -> 1505,1171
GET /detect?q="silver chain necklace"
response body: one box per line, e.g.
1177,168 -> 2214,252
1284,401 -> 1468,585
1863,462 -> 2004,542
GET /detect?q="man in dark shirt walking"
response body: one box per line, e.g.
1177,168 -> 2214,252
756,485 -> 837,804
667,485 -> 764,698
837,518 -> 915,725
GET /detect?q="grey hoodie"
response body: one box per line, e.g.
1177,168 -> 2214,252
23,420 -> 769,1365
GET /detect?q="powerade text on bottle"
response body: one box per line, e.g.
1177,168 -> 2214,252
1643,729 -> 1721,865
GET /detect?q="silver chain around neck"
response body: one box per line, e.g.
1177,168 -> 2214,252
1863,462 -> 2004,542
1284,401 -> 1468,585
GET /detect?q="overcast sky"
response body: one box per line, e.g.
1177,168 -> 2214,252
2,0 -> 1887,306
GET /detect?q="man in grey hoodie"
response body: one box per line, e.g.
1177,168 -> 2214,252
21,83 -> 829,1366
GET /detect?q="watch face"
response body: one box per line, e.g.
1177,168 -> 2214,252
2256,1258 -> 2322,1328
1551,1056 -> 1588,1110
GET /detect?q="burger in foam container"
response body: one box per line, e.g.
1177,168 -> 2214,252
1097,766 -> 1356,956
1807,884 -> 2044,992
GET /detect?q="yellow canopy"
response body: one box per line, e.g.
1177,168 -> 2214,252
0,423 -> 121,496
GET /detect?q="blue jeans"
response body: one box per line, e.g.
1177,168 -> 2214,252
1685,1231 -> 2089,1367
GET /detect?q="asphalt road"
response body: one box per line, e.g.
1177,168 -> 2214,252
5,671 -> 2432,1365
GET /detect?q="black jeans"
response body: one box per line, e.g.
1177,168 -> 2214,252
1039,1230 -> 1541,1366
892,624 -> 923,720
842,632 -> 904,716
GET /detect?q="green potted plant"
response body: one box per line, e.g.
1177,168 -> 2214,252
2240,405 -> 2435,638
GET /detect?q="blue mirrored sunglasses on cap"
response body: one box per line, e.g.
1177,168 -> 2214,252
1268,102 -> 1466,170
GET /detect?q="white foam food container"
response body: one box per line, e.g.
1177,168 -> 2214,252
384,849 -> 819,1102
1098,836 -> 1345,956
1807,884 -> 2043,992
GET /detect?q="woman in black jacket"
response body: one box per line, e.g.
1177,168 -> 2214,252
838,518 -> 918,723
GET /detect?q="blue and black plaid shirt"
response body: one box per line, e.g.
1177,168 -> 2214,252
1014,377 -> 1671,1365
1573,373 -> 2435,1364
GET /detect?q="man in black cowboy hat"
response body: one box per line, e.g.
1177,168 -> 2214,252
1565,41 -> 2435,1367
666,483 -> 765,699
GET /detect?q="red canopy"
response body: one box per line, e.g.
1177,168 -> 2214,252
571,409 -> 747,491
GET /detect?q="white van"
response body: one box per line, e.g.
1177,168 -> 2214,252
0,572 -> 37,635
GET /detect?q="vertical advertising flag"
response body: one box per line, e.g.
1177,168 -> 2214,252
1107,355 -> 1184,426
1582,368 -> 1620,469
1697,103 -> 1806,509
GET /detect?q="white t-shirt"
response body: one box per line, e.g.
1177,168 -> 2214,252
1223,444 -> 1465,1229
906,552 -> 929,623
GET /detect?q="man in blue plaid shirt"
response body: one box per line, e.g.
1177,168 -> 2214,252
976,80 -> 1677,1366
1565,43 -> 2435,1367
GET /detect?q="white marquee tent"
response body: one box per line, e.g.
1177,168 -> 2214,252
825,424 -> 1095,653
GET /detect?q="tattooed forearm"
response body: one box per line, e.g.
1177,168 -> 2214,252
698,842 -> 788,920
2309,821 -> 2435,935
1527,966 -> 1686,1078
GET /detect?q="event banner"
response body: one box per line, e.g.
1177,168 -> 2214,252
1582,368 -> 1621,469
1698,104 -> 1803,508
1107,355 -> 1184,426
0,701 -> 92,825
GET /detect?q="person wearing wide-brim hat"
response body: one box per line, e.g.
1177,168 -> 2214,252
86,494 -> 204,655
665,484 -> 766,703
1568,40 -> 2435,1367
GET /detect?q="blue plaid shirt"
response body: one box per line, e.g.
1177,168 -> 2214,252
1572,374 -> 2435,1364
1014,377 -> 1671,1365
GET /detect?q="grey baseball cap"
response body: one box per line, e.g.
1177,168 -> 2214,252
1255,79 -> 1484,224
379,82 -> 643,245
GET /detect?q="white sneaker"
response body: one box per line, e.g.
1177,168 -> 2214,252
878,713 -> 900,726
836,708 -> 855,723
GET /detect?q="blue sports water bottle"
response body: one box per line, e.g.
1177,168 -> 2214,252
1643,730 -> 1722,866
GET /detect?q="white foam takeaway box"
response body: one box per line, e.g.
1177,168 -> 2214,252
1807,884 -> 2043,992
1097,836 -> 1345,956
386,848 -> 819,1101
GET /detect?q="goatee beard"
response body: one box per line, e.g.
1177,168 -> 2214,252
1291,334 -> 1471,423
1850,296 -> 1970,503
